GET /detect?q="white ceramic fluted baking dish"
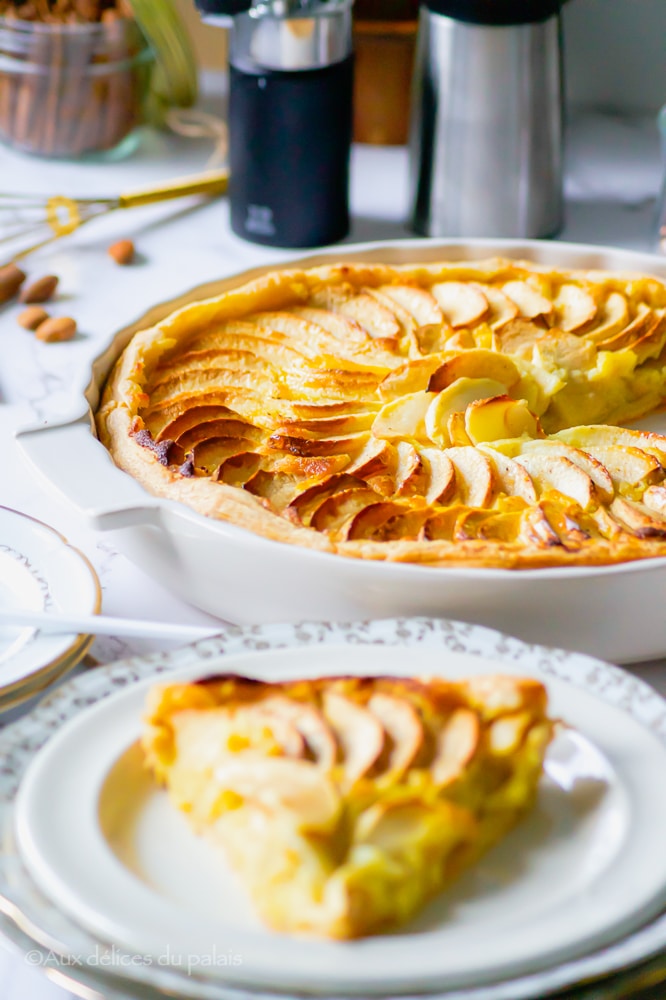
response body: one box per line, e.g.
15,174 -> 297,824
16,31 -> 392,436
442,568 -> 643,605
16,238 -> 666,664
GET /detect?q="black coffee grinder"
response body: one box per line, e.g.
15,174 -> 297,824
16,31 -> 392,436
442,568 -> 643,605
196,0 -> 354,247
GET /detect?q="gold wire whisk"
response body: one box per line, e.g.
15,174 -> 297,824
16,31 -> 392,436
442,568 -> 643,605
0,170 -> 229,265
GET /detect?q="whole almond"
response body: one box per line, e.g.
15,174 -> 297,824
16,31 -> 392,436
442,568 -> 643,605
0,263 -> 26,304
20,274 -> 59,304
108,239 -> 135,265
18,305 -> 49,331
35,316 -> 77,342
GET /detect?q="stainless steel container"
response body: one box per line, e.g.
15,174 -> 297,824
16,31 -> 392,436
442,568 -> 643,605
408,0 -> 565,239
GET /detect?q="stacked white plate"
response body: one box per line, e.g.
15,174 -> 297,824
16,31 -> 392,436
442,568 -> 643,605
1,618 -> 665,1000
0,507 -> 100,712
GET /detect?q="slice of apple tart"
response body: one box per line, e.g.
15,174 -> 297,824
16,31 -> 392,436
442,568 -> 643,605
142,672 -> 554,938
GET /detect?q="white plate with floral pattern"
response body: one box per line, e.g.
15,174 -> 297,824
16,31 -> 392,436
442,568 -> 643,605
0,507 -> 100,710
2,619 -> 666,1000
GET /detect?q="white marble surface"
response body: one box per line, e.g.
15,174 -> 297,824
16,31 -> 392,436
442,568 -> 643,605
1,102 -> 666,1000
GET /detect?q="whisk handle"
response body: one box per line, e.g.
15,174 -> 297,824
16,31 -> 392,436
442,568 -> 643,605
117,170 -> 229,209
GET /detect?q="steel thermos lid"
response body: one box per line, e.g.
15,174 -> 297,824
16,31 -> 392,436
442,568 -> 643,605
195,0 -> 253,18
420,0 -> 563,23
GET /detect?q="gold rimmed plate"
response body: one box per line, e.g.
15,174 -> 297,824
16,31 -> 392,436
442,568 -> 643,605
0,507 -> 100,711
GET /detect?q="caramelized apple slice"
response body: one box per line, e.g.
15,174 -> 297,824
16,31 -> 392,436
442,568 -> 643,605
288,474 -> 362,526
344,501 -> 405,540
377,284 -> 444,327
488,711 -> 537,755
394,442 -> 428,496
502,280 -> 554,321
372,392 -> 433,442
430,709 -> 480,786
553,284 -> 597,332
343,441 -> 397,496
594,303 -> 659,352
554,425 -> 666,467
492,318 -> 543,358
476,445 -> 538,502
518,439 -> 614,502
213,757 -> 342,832
425,377 -> 507,448
418,447 -> 457,504
427,349 -> 521,393
461,673 -> 546,720
446,410 -> 473,447
431,281 -> 489,328
464,396 -> 539,444
266,430 -> 367,458
290,305 -> 370,344
580,291 -> 629,343
609,497 -> 666,538
337,293 -> 402,341
237,704 -> 306,757
311,488 -> 387,537
374,507 -> 432,541
514,453 -> 597,510
576,445 -> 663,490
367,693 -> 424,775
643,485 -> 666,515
446,446 -> 496,507
323,692 -> 385,786
521,504 -> 565,548
379,356 -> 447,400
472,284 -> 518,329
276,410 -> 376,437
260,696 -> 338,769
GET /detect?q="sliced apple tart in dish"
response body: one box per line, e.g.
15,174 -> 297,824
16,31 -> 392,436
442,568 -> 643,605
142,671 -> 554,938
97,258 -> 666,568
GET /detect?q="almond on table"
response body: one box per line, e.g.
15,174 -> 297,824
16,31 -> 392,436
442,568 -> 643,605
20,274 -> 59,304
17,305 -> 49,330
35,316 -> 77,342
0,263 -> 26,304
108,239 -> 135,265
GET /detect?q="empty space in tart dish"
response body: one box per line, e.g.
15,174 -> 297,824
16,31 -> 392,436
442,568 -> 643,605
98,728 -> 623,937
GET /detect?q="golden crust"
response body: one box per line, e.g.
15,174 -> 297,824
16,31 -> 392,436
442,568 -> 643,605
142,671 -> 554,938
97,258 -> 666,568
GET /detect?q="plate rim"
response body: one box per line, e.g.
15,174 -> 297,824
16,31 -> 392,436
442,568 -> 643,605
0,506 -> 100,706
1,616 -> 666,1000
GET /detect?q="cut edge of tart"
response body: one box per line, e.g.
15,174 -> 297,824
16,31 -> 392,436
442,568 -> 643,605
142,672 -> 555,939
97,258 -> 666,569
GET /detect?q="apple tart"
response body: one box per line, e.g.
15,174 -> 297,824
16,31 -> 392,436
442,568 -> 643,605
97,258 -> 666,568
142,671 -> 554,938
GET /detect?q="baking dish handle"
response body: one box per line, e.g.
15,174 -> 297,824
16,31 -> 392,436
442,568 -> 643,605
15,416 -> 163,531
